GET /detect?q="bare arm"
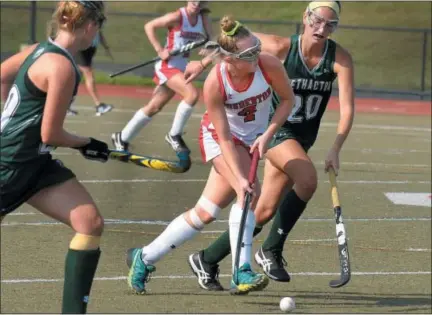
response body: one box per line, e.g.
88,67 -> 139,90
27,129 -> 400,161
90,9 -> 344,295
144,11 -> 181,54
0,44 -> 38,102
332,45 -> 355,152
260,53 -> 295,139
253,32 -> 290,61
203,66 -> 248,182
39,54 -> 90,148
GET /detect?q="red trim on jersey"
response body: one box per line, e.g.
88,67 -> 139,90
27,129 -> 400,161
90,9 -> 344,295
164,9 -> 182,61
226,66 -> 255,93
198,125 -> 207,162
258,58 -> 272,84
216,64 -> 228,102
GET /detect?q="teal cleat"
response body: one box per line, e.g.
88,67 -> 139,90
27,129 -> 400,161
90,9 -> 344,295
229,263 -> 269,295
126,248 -> 156,294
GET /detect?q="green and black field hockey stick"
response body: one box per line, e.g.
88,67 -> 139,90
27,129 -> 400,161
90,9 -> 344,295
328,168 -> 351,288
108,149 -> 191,173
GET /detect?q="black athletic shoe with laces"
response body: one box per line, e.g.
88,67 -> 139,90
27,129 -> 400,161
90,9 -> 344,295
254,247 -> 291,282
111,132 -> 129,151
188,251 -> 224,291
165,133 -> 190,154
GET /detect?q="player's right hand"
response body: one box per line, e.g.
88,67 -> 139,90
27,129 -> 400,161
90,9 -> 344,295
184,60 -> 205,84
158,48 -> 170,61
236,176 -> 255,206
76,138 -> 109,163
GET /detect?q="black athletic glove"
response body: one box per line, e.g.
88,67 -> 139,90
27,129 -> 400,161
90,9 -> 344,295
76,138 -> 109,163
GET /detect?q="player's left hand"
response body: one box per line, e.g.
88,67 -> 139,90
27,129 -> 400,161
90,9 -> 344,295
184,60 -> 205,84
76,138 -> 109,163
325,148 -> 340,175
198,48 -> 208,56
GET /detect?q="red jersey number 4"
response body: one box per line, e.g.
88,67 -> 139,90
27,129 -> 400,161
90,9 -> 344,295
238,105 -> 257,122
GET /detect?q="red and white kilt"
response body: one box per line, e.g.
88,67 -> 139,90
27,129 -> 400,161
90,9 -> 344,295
198,113 -> 250,163
153,60 -> 184,86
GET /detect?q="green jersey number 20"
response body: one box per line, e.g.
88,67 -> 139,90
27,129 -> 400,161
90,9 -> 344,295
288,94 -> 323,123
1,85 -> 21,133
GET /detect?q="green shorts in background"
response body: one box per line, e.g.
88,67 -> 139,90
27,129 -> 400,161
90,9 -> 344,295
268,127 -> 313,153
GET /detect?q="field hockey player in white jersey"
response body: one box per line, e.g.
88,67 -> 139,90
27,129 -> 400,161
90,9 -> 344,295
125,15 -> 294,295
112,1 -> 211,155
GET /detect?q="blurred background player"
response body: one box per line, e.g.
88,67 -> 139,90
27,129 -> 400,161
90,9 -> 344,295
68,30 -> 114,116
184,0 -> 355,289
124,15 -> 294,295
111,1 -> 212,154
0,1 -> 110,312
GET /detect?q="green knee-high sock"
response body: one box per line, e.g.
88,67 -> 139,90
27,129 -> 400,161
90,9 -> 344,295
202,226 -> 263,265
262,190 -> 307,252
62,248 -> 101,314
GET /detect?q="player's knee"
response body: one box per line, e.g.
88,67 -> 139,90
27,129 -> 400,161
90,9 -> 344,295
255,203 -> 276,225
186,208 -> 206,230
296,172 -> 317,200
184,87 -> 200,105
72,210 -> 104,236
195,195 -> 221,223
69,233 -> 101,250
86,214 -> 104,235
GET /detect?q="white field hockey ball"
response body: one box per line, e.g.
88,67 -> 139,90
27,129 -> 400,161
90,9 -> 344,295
279,297 -> 295,313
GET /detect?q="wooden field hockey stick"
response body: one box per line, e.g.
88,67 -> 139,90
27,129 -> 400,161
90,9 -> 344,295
328,168 -> 351,288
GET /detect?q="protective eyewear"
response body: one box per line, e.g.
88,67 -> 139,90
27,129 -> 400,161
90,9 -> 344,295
307,9 -> 339,33
205,37 -> 261,62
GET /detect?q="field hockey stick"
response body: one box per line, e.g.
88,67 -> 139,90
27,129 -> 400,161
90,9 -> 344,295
328,168 -> 351,288
233,148 -> 260,285
109,38 -> 208,78
108,149 -> 191,173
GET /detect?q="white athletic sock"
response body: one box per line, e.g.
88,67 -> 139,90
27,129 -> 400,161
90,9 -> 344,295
141,213 -> 200,264
229,203 -> 256,272
169,101 -> 194,136
121,110 -> 152,142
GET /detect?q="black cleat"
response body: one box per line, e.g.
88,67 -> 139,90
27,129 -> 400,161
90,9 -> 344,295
165,133 -> 190,154
254,248 -> 291,282
111,132 -> 129,151
188,251 -> 224,291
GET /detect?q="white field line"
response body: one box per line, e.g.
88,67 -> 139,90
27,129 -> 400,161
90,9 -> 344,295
68,105 -> 432,133
70,105 -> 431,132
51,151 -> 432,168
2,271 -> 431,284
2,216 -> 431,228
